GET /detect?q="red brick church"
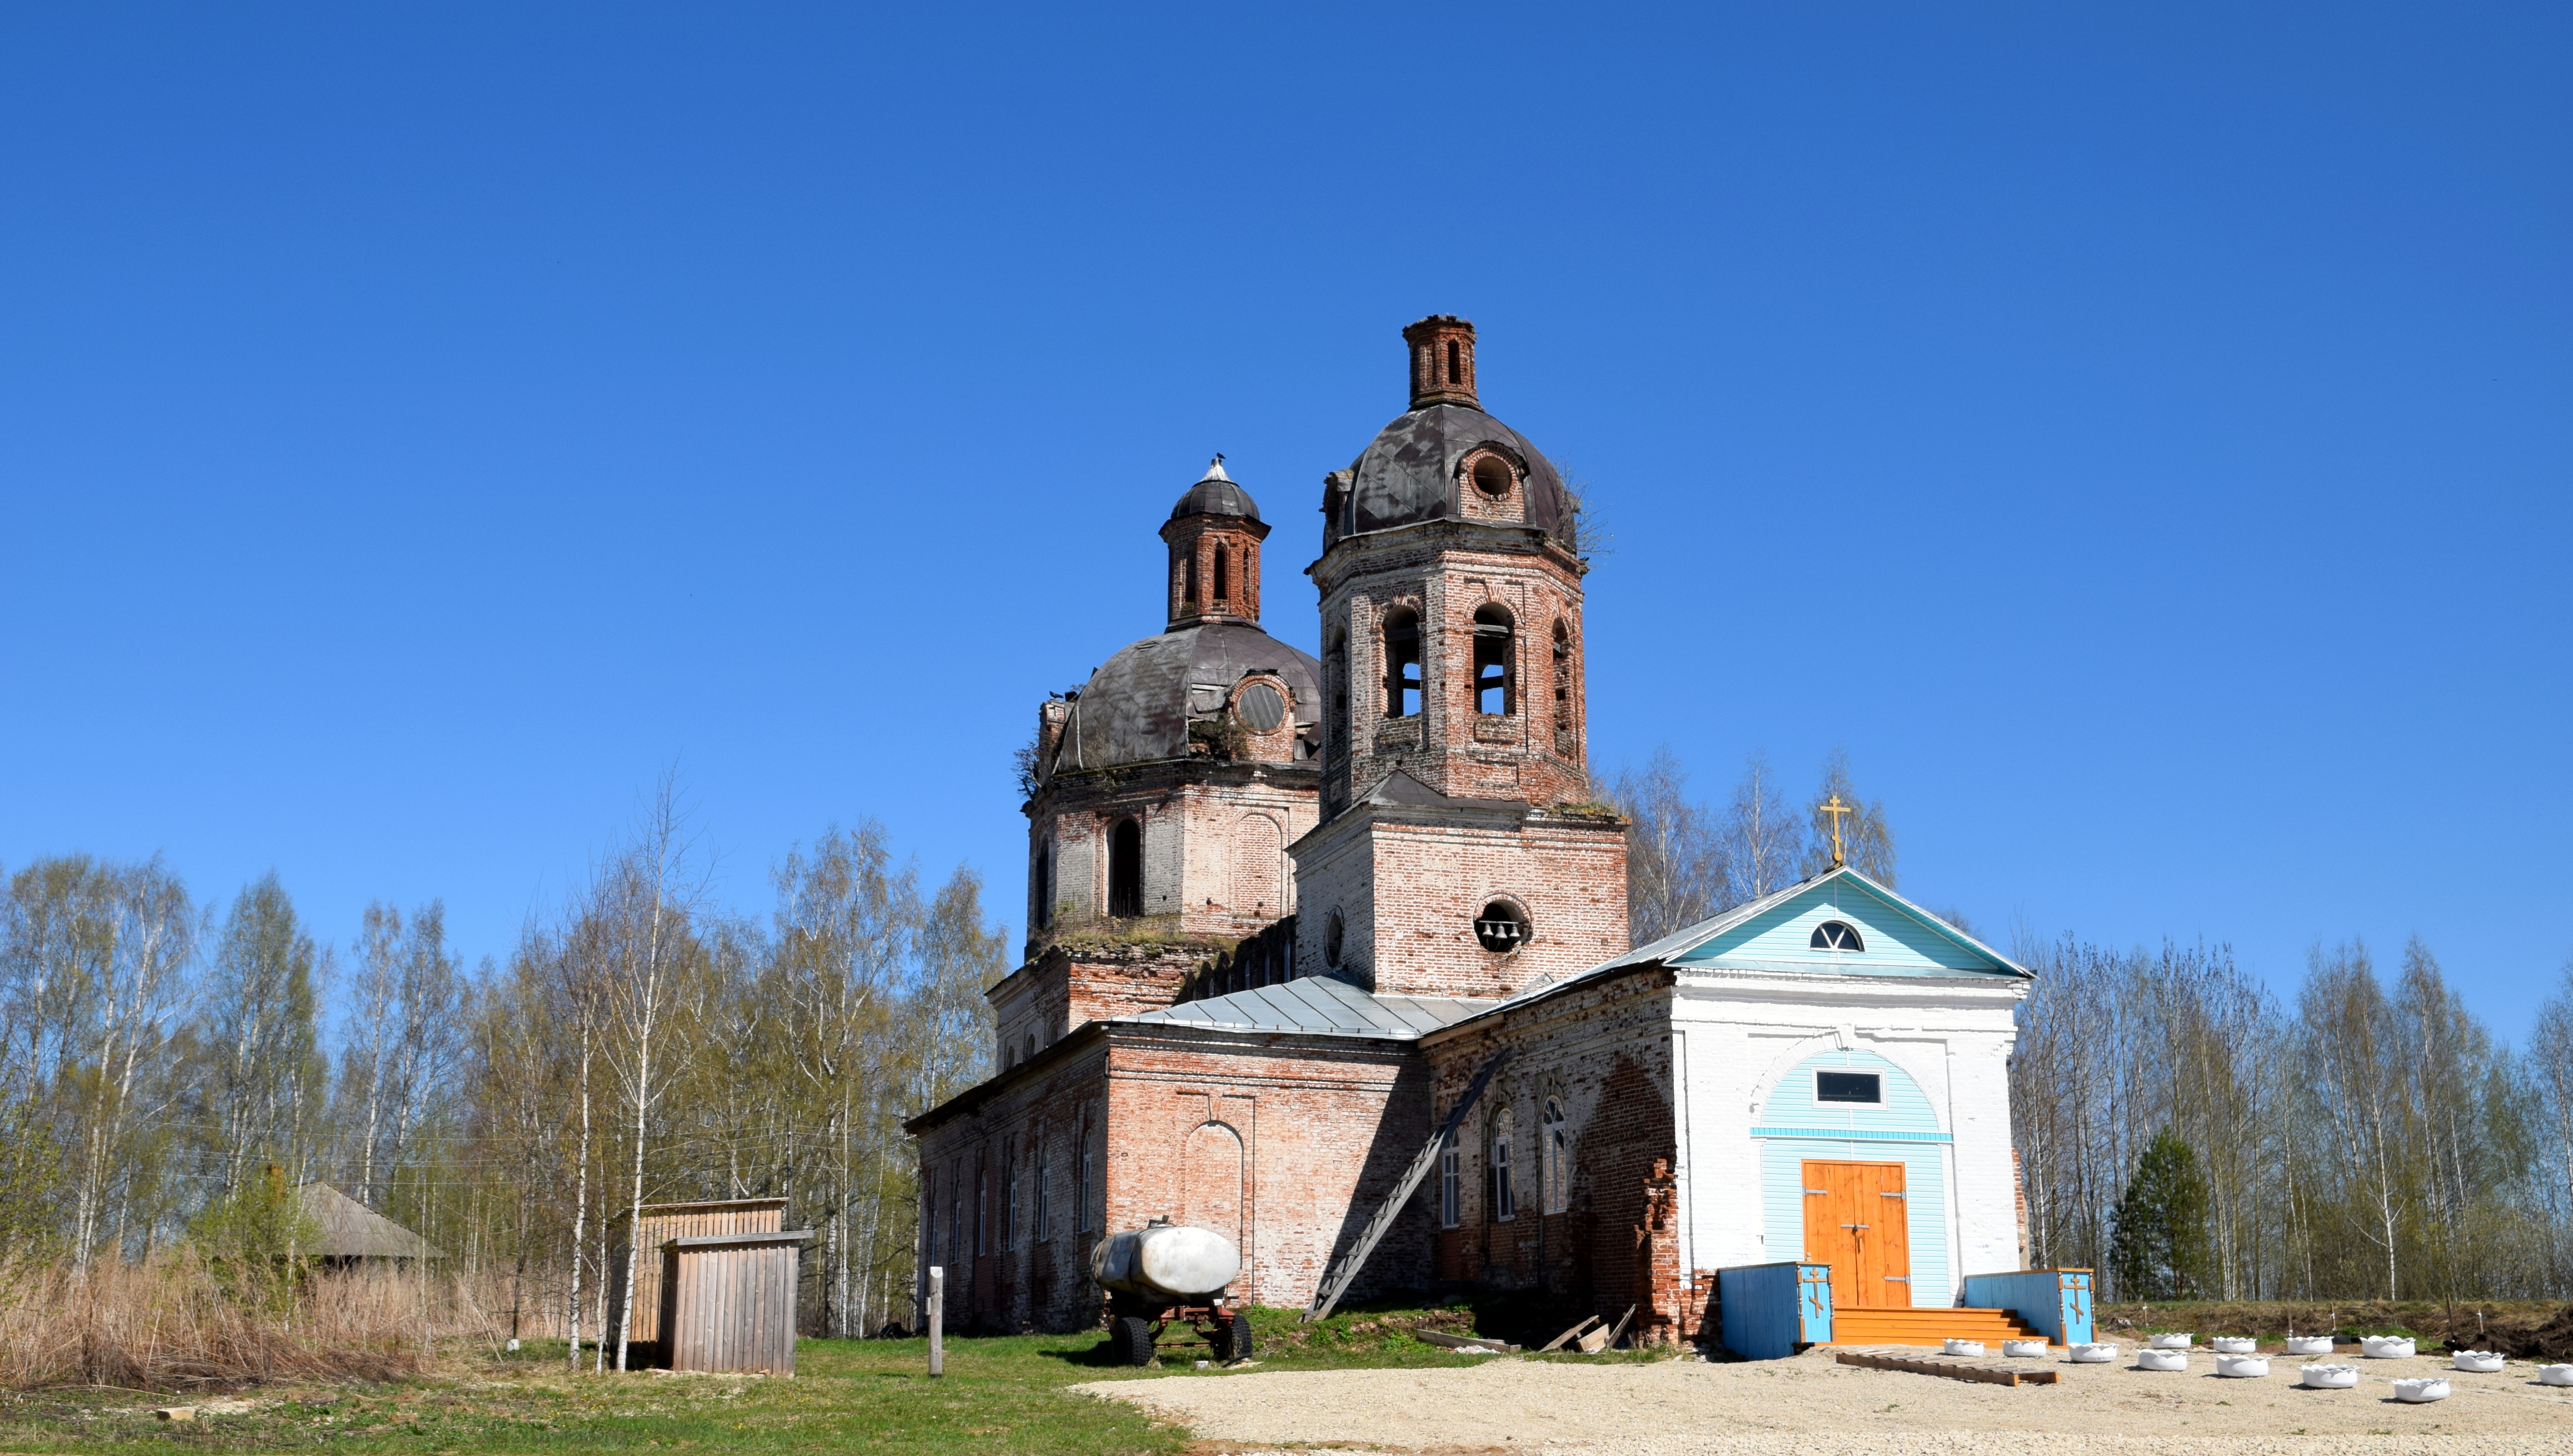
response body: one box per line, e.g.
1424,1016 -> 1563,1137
909,318 -> 2033,1346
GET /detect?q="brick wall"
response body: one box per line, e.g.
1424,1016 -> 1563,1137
1314,524 -> 1595,817
1422,967 -> 1690,1345
1029,759 -> 1319,947
1292,804 -> 1629,999
912,1024 -> 1440,1332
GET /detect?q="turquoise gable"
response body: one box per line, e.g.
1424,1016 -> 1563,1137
1668,873 -> 2021,979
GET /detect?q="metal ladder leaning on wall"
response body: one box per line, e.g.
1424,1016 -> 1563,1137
1302,1050 -> 1510,1323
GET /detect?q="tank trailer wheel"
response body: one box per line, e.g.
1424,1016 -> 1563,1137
1111,1315 -> 1157,1367
1224,1313 -> 1256,1363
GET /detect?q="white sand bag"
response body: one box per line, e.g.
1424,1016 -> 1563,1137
2215,1353 -> 2270,1378
2450,1350 -> 2503,1373
2137,1347 -> 2189,1371
2392,1377 -> 2450,1403
2361,1335 -> 2416,1358
2539,1363 -> 2573,1387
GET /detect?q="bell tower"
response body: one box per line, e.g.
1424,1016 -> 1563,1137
1289,318 -> 1628,1001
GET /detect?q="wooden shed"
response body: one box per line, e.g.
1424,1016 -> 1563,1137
607,1197 -> 787,1365
658,1230 -> 811,1375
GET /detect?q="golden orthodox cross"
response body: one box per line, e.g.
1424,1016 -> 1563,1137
1820,794 -> 1852,867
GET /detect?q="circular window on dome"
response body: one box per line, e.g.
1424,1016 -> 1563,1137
1470,454 -> 1514,499
1234,680 -> 1287,732
1474,900 -> 1529,953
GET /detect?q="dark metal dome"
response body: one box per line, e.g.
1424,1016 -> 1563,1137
1326,404 -> 1569,549
1049,622 -> 1320,773
1169,456 -> 1262,524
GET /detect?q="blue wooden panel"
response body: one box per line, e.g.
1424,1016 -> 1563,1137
1960,1269 -> 2093,1345
1719,1262 -> 1831,1359
1670,876 -> 2016,977
1761,1048 -> 1943,1135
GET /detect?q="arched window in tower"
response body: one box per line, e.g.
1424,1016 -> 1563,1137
1326,626 -> 1348,734
1108,818 -> 1143,918
1446,338 -> 1461,384
1212,545 -> 1228,603
1473,605 -> 1514,715
1034,839 -> 1053,930
1183,552 -> 1198,609
1489,1104 -> 1516,1222
1552,620 -> 1572,716
1383,606 -> 1422,719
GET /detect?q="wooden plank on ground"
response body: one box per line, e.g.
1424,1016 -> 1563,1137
1539,1316 -> 1599,1352
1580,1304 -> 1636,1354
1833,1347 -> 2060,1387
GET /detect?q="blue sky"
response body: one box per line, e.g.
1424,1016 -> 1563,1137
3,4 -> 2565,1042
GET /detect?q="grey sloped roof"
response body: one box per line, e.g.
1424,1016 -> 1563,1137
1169,457 -> 1262,523
300,1182 -> 441,1259
1052,622 -> 1321,772
1121,974 -> 1494,1040
1330,403 -> 1570,549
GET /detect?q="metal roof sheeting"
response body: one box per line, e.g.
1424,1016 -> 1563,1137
1120,973 -> 1494,1040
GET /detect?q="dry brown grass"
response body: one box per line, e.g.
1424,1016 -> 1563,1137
0,1252 -> 508,1392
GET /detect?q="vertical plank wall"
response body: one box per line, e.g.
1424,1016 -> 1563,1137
611,1197 -> 787,1352
663,1231 -> 810,1375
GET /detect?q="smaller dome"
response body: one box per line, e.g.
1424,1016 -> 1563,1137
1169,455 -> 1262,523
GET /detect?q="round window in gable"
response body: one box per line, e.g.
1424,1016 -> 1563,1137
1324,909 -> 1346,968
1470,454 -> 1514,499
1810,919 -> 1865,952
1475,900 -> 1529,953
1235,680 -> 1287,732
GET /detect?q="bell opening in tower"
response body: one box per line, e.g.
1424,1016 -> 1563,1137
1108,819 -> 1143,918
1383,607 -> 1422,719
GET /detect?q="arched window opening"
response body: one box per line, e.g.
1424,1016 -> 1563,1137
1383,606 -> 1422,718
1108,819 -> 1144,918
1473,605 -> 1514,715
1810,919 -> 1865,952
1183,552 -> 1198,608
1445,338 -> 1461,383
1034,840 -> 1053,930
1034,1143 -> 1050,1241
1470,454 -> 1512,498
1324,909 -> 1346,968
1438,1130 -> 1460,1228
1327,627 -> 1348,731
1541,1097 -> 1570,1214
1212,546 -> 1229,603
1490,1105 -> 1516,1222
1475,899 -> 1528,953
1551,621 -> 1571,710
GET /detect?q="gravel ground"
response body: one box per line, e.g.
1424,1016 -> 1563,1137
1075,1347 -> 2573,1455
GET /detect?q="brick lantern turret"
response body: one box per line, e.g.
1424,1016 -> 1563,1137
1161,456 -> 1270,628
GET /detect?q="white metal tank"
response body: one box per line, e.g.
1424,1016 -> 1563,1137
1091,1218 -> 1241,1301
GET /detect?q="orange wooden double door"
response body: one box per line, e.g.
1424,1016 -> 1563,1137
1801,1160 -> 1912,1308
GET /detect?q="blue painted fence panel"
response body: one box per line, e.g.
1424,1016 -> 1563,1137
1958,1268 -> 2093,1345
1718,1262 -> 1832,1360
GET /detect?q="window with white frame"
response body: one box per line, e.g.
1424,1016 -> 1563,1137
1438,1129 -> 1460,1228
1541,1097 -> 1570,1214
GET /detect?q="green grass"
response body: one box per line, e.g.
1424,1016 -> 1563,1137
0,1302 -> 1663,1456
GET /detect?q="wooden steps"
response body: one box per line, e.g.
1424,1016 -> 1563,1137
1825,1306 -> 2050,1348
